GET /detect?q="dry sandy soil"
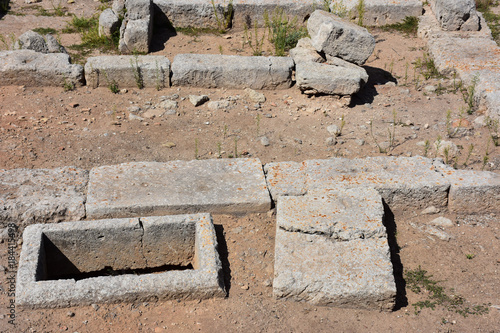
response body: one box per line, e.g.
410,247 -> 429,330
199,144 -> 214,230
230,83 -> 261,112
0,1 -> 499,332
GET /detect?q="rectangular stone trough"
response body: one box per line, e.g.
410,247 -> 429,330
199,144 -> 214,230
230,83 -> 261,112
16,213 -> 226,308
85,158 -> 271,219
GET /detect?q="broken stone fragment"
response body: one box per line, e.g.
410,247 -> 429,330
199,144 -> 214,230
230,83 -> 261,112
430,0 -> 480,31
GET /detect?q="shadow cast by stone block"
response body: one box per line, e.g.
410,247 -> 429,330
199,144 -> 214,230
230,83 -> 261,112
0,0 -> 10,20
351,66 -> 398,106
150,5 -> 177,53
382,201 -> 408,311
214,224 -> 231,295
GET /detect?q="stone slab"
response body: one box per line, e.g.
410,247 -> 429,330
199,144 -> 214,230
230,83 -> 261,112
84,55 -> 170,89
264,161 -> 307,200
295,60 -> 368,95
418,10 -> 491,40
153,0 -> 314,29
305,157 -> 450,209
338,0 -> 422,26
119,0 -> 153,54
436,164 -> 500,214
171,54 -> 294,90
0,167 -> 88,228
86,158 -> 271,219
273,188 -> 396,310
0,50 -> 84,87
16,213 -> 225,308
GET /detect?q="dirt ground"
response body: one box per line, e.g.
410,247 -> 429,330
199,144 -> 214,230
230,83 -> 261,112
0,1 -> 499,332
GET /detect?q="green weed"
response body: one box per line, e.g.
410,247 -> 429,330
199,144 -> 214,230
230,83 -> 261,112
465,253 -> 475,259
462,74 -> 479,114
382,16 -> 419,36
244,21 -> 266,56
63,78 -> 75,92
423,139 -> 430,157
415,52 -> 442,80
32,27 -> 58,35
264,8 -> 307,56
130,55 -> 144,89
356,0 -> 365,26
211,0 -> 233,33
405,266 -> 490,317
486,116 -> 499,146
463,143 -> 474,167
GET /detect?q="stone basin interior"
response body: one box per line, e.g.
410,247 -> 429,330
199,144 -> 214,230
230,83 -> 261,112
35,219 -> 197,281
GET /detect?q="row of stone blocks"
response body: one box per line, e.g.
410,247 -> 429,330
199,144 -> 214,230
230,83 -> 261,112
4,157 -> 499,309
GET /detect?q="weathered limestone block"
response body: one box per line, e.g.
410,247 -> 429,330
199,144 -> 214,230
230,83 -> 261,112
295,60 -> 368,95
338,0 -> 423,26
436,163 -> 500,214
99,8 -> 121,37
171,54 -> 293,90
84,55 -> 170,88
0,50 -> 84,87
273,187 -> 396,310
119,0 -> 153,54
430,0 -> 480,31
264,161 -> 307,200
307,10 -> 375,65
0,167 -> 88,228
289,37 -> 325,64
85,158 -> 271,219
16,30 -> 48,53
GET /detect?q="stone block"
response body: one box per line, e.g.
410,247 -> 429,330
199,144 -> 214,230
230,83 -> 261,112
0,50 -> 84,87
171,54 -> 294,89
119,0 -> 153,54
84,55 -> 170,89
16,30 -> 48,53
99,8 -> 121,37
273,188 -> 396,310
430,0 -> 480,31
16,213 -> 225,308
307,10 -> 375,65
264,161 -> 307,200
289,37 -> 325,64
305,157 -> 450,209
295,60 -> 368,95
437,165 -> 500,214
0,167 -> 88,228
338,0 -> 423,26
85,158 -> 271,219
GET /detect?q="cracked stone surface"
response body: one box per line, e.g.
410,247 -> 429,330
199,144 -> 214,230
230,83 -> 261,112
273,187 -> 396,310
0,166 -> 88,228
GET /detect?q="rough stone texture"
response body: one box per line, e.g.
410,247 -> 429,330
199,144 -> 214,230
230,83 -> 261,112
244,88 -> 266,103
338,0 -> 423,26
0,167 -> 88,228
16,30 -> 48,53
112,0 -> 126,17
430,0 -> 480,31
171,54 -> 294,90
45,34 -> 67,54
295,60 -> 368,95
0,50 -> 84,87
86,158 -> 271,219
264,161 -> 307,200
16,213 -> 225,308
119,0 -> 153,54
289,37 -> 325,64
307,10 -> 375,65
437,164 -> 500,214
84,55 -> 170,89
305,157 -> 450,209
99,8 -> 121,37
425,29 -> 500,120
418,11 -> 491,40
153,0 -> 314,30
273,188 -> 396,310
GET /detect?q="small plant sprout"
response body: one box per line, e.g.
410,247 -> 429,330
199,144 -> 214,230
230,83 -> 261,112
339,114 -> 346,136
369,120 -> 386,154
233,137 -> 239,158
130,55 -> 144,89
424,139 -> 431,157
211,0 -> 233,33
482,138 -> 491,170
194,138 -> 199,160
217,142 -> 222,158
218,45 -> 223,54
463,143 -> 474,167
356,0 -> 365,26
155,61 -> 163,91
434,135 -> 442,158
404,61 -> 409,86
443,146 -> 450,164
223,124 -> 228,139
465,254 -> 475,260
244,21 -> 266,56
486,116 -> 499,146
255,114 -> 261,136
